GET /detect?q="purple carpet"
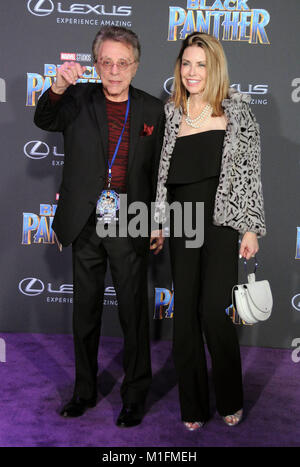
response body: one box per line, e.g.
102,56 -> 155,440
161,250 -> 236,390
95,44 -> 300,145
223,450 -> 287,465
0,333 -> 299,447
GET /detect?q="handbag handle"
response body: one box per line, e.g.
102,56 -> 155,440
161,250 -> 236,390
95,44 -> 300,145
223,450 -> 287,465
242,255 -> 258,275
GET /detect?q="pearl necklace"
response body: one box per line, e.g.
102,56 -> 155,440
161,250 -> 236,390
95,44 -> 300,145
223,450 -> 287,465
185,97 -> 213,128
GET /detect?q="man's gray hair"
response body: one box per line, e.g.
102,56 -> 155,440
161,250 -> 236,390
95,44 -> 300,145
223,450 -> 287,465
92,26 -> 141,63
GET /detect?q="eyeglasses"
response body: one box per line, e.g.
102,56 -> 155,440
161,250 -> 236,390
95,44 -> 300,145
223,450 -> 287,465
98,58 -> 136,71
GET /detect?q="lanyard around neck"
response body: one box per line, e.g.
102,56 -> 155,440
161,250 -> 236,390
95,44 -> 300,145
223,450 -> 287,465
107,94 -> 130,188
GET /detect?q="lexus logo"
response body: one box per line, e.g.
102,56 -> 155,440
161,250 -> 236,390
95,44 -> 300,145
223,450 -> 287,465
27,0 -> 54,16
27,1 -> 132,17
230,84 -> 268,95
291,294 -> 300,312
24,141 -> 50,159
19,277 -> 116,297
164,77 -> 174,96
19,278 -> 45,296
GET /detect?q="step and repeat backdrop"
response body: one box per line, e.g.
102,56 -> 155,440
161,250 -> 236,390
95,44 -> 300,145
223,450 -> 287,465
0,0 -> 299,349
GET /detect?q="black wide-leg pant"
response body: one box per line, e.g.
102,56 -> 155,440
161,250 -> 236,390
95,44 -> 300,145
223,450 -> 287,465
169,180 -> 243,422
71,213 -> 152,405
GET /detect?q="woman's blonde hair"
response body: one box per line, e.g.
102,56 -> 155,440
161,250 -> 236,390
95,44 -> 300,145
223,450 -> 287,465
172,32 -> 229,116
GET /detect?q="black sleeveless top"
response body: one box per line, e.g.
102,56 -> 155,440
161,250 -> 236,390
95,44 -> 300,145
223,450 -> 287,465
166,130 -> 225,185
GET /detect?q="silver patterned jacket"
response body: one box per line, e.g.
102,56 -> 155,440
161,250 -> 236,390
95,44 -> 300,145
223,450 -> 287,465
154,89 -> 266,237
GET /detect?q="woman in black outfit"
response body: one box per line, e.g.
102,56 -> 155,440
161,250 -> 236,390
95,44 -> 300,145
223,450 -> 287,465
154,33 -> 266,430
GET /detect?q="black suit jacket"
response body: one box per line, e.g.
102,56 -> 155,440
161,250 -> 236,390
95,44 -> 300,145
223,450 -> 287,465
34,83 -> 165,254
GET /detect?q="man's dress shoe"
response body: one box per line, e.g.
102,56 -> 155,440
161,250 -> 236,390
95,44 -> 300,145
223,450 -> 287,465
116,403 -> 144,427
60,396 -> 97,417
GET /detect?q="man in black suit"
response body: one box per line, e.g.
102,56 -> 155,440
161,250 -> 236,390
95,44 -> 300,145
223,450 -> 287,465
34,26 -> 164,427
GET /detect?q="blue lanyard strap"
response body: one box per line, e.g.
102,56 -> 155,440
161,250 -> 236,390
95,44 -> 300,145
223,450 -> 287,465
107,94 -> 130,187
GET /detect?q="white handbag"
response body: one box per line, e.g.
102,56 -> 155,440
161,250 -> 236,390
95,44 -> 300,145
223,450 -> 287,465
231,258 -> 273,325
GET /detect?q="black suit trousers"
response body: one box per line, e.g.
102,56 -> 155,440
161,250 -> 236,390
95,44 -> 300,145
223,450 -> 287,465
71,212 -> 152,404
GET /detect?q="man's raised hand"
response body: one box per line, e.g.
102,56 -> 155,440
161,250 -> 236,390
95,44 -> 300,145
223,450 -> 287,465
51,62 -> 87,95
